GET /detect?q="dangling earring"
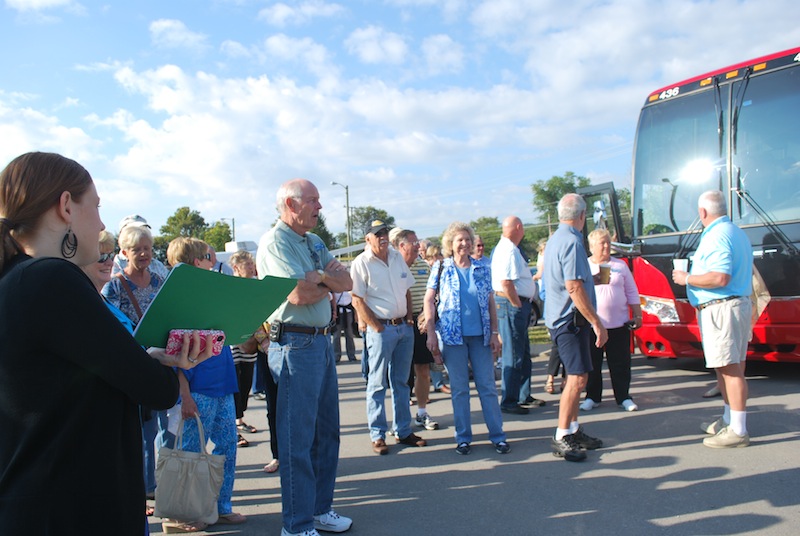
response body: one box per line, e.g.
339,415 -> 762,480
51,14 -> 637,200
61,228 -> 78,258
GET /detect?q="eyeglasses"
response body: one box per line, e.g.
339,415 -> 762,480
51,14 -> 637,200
403,240 -> 420,246
475,244 -> 485,248
375,230 -> 389,237
203,253 -> 213,260
97,252 -> 114,263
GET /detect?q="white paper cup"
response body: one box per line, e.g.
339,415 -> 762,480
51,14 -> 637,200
673,259 -> 689,272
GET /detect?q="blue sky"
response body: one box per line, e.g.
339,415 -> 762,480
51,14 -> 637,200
2,0 -> 799,243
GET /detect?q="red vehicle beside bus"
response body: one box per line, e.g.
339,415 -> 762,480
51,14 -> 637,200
580,47 -> 800,363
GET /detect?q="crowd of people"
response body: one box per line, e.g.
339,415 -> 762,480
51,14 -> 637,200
0,151 -> 754,536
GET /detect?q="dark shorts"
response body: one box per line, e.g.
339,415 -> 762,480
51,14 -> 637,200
549,321 -> 592,375
412,318 -> 434,365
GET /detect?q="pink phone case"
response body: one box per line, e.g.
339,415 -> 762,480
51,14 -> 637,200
165,329 -> 226,356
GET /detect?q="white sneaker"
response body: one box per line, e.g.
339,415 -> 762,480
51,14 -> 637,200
701,417 -> 727,435
620,399 -> 638,412
281,529 -> 320,536
313,510 -> 352,533
580,398 -> 599,411
703,427 -> 750,448
415,413 -> 439,430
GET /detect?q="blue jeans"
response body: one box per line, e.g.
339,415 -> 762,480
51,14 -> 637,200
141,412 -> 158,494
365,323 -> 414,441
444,336 -> 506,445
269,332 -> 340,534
496,296 -> 532,408
143,409 -> 174,493
181,393 -> 238,515
431,368 -> 447,389
252,350 -> 268,393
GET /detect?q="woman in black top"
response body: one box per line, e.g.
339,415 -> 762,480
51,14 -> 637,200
0,152 -> 212,535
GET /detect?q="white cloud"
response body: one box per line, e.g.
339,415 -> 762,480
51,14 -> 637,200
385,0 -> 466,21
258,0 -> 344,27
263,34 -> 340,81
221,40 -> 252,59
0,93 -> 100,168
5,0 -> 74,11
345,25 -> 408,65
421,34 -> 463,75
149,19 -> 208,51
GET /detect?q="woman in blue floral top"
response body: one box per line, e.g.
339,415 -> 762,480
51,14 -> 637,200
423,222 -> 510,456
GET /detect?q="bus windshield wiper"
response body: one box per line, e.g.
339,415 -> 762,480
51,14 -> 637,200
676,217 -> 703,260
713,76 -> 723,156
732,67 -> 752,154
733,175 -> 799,256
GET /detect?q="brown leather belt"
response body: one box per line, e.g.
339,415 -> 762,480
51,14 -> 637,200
380,317 -> 407,325
696,296 -> 743,311
495,291 -> 531,302
282,324 -> 333,336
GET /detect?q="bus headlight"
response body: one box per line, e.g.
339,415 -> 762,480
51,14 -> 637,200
641,296 -> 679,323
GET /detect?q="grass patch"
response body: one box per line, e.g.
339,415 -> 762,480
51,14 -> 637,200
528,325 -> 551,345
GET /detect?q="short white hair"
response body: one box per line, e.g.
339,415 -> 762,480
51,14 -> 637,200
698,190 -> 726,216
118,224 -> 153,250
557,193 -> 586,221
276,180 -> 304,214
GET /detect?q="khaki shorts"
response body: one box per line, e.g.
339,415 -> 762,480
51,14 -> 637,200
698,297 -> 752,368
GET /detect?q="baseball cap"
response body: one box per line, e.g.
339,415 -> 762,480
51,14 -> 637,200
119,214 -> 151,231
365,220 -> 390,236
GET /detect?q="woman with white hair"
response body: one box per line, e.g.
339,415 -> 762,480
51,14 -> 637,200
580,228 -> 642,413
102,222 -> 170,503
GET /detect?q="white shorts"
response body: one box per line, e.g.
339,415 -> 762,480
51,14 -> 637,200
698,297 -> 752,368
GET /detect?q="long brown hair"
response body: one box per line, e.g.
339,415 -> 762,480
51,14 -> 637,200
0,152 -> 92,272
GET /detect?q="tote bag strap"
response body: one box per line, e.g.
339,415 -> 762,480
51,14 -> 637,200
115,274 -> 143,322
174,414 -> 210,455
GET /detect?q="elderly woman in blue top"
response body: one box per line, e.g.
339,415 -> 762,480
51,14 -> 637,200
423,222 -> 509,456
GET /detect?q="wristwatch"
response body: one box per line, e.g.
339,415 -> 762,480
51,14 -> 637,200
317,269 -> 327,282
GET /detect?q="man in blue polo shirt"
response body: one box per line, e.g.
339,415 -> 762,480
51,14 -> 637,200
673,190 -> 753,448
544,193 -> 608,462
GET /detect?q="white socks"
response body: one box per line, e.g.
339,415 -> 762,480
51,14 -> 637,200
555,421 -> 580,441
729,410 -> 747,436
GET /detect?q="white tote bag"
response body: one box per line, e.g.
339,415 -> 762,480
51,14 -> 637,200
154,415 -> 225,525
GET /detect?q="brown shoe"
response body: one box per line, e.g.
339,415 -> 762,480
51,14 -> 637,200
372,438 -> 389,455
396,432 -> 427,447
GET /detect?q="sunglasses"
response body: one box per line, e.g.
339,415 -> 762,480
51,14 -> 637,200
203,253 -> 213,260
97,252 -> 114,263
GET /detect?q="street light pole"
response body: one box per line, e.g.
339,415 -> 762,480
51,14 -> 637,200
331,181 -> 350,249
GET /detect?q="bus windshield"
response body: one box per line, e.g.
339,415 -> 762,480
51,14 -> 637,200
633,63 -> 800,237
732,66 -> 800,226
632,89 -> 725,237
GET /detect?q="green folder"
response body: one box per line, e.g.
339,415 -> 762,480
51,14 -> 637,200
133,263 -> 296,348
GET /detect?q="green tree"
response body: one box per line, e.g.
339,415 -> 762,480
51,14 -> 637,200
334,232 -> 348,249
350,206 -> 395,241
469,216 -> 502,254
617,187 -> 632,236
160,207 -> 208,240
153,235 -> 170,264
311,213 -> 336,249
204,221 -> 233,252
531,171 -> 592,232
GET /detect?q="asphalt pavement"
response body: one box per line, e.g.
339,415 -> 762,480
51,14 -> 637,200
145,341 -> 800,536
